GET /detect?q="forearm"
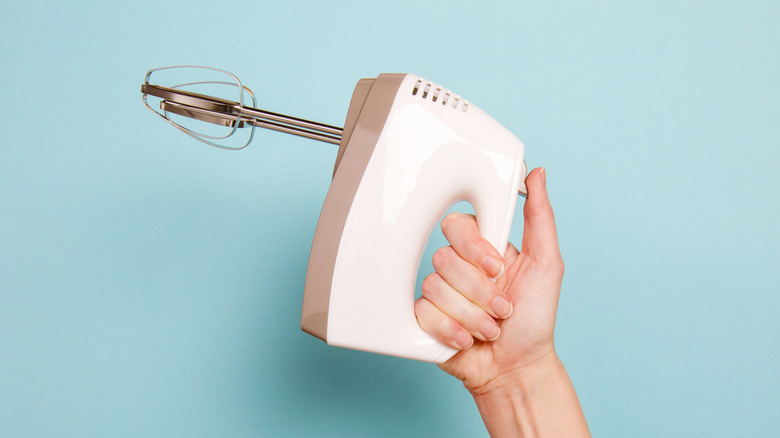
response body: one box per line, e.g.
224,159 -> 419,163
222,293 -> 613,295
471,353 -> 590,438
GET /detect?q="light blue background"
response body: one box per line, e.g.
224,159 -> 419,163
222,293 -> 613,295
1,1 -> 778,436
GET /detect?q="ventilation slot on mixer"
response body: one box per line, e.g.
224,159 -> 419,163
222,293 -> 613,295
432,87 -> 441,102
412,79 -> 422,96
411,78 -> 469,112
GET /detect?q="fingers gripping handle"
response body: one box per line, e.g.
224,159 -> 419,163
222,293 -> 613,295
425,153 -> 523,362
424,184 -> 520,363
325,142 -> 522,363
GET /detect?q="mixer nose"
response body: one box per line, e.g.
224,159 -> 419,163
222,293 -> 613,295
518,160 -> 529,197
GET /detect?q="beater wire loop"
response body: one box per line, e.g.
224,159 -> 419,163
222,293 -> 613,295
141,65 -> 342,150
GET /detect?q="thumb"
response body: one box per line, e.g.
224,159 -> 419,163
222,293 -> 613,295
521,167 -> 562,263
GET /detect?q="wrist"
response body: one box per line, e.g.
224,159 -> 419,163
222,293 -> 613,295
469,348 -> 561,398
469,350 -> 590,438
466,341 -> 559,396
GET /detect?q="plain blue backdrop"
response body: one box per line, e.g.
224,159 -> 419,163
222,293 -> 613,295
1,1 -> 778,436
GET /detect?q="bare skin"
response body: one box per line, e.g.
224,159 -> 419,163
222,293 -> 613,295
415,168 -> 590,437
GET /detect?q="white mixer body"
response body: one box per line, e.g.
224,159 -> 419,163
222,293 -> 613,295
302,73 -> 526,363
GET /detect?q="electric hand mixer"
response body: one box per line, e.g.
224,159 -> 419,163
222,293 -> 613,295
141,66 -> 528,363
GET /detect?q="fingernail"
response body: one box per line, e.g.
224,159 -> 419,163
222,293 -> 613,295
540,167 -> 547,188
454,331 -> 474,350
491,296 -> 513,319
480,322 -> 501,342
481,256 -> 504,278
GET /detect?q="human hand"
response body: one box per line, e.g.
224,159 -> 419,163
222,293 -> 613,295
414,167 -> 565,393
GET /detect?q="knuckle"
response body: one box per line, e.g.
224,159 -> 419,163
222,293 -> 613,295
475,278 -> 495,301
440,212 -> 474,234
454,301 -> 477,324
475,314 -> 495,331
414,297 -> 429,317
466,240 -> 483,257
466,239 -> 491,260
421,273 -> 442,298
441,211 -> 463,228
415,299 -> 438,333
465,312 -> 495,339
440,213 -> 459,234
439,317 -> 465,340
437,316 -> 454,333
415,298 -> 472,349
431,246 -> 454,270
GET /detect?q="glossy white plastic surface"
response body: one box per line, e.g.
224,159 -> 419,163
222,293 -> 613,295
326,74 -> 525,363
